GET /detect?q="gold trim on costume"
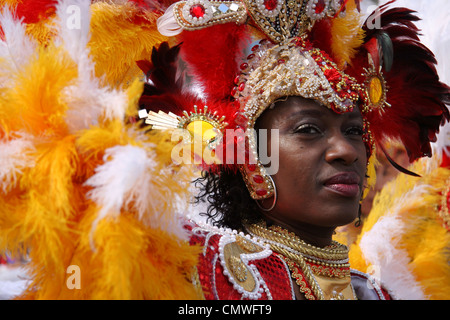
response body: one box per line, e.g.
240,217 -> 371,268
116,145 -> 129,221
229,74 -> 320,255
247,223 -> 356,300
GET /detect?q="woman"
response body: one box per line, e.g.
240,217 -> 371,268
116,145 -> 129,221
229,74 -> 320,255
188,97 -> 376,300
135,0 -> 449,300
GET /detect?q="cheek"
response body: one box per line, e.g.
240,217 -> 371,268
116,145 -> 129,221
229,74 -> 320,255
273,142 -> 317,194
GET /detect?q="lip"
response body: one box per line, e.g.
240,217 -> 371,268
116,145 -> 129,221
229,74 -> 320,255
323,172 -> 361,198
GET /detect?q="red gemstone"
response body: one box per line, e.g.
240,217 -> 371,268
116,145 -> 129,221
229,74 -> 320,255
247,53 -> 255,60
190,4 -> 205,18
240,63 -> 248,70
263,0 -> 277,11
252,175 -> 264,184
251,45 -> 260,51
238,82 -> 245,91
315,0 -> 325,14
231,86 -> 237,96
256,189 -> 268,196
234,75 -> 240,85
247,164 -> 256,172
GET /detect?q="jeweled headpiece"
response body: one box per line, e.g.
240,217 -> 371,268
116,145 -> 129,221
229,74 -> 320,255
139,0 -> 450,200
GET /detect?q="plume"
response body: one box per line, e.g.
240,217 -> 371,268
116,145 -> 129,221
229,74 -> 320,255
349,2 -> 450,163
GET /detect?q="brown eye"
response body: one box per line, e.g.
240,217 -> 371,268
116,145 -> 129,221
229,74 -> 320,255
294,124 -> 321,134
345,126 -> 364,136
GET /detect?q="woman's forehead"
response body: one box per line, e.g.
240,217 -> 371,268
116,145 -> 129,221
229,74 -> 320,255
260,96 -> 362,126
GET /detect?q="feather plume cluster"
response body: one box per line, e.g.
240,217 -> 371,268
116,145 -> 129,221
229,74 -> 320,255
349,158 -> 450,299
1,0 -> 449,301
0,0 -> 201,300
347,2 -> 450,162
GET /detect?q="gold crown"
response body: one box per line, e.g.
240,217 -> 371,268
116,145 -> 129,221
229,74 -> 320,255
160,0 -> 349,42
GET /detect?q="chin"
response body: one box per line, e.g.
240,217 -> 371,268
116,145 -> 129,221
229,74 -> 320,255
335,216 -> 359,228
326,205 -> 360,227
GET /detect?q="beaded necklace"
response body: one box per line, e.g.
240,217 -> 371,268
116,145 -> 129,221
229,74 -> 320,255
247,223 -> 356,300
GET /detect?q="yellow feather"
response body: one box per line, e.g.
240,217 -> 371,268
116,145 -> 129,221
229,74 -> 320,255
88,2 -> 167,89
56,207 -> 201,300
350,158 -> 450,299
0,43 -> 81,298
364,153 -> 378,198
0,0 -> 21,8
0,1 -> 202,300
25,18 -> 56,46
125,77 -> 145,119
330,0 -> 365,69
0,185 -> 28,257
1,45 -> 77,137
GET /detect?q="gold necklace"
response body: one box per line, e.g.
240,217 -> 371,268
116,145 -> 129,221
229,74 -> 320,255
246,223 -> 355,300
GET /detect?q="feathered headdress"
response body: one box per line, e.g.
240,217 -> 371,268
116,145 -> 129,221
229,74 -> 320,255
347,1 -> 450,163
139,0 -> 450,199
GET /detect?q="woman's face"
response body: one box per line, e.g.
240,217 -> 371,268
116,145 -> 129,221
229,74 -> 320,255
256,96 -> 367,230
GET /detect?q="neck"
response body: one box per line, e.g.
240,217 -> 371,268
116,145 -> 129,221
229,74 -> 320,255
262,217 -> 336,248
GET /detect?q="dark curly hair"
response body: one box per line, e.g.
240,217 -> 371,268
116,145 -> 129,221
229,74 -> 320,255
191,104 -> 274,231
193,168 -> 262,231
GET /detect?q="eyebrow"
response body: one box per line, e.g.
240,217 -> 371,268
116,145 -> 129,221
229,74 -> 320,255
289,108 -> 363,120
288,108 -> 324,119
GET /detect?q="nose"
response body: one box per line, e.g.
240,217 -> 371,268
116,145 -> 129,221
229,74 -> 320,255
324,131 -> 359,166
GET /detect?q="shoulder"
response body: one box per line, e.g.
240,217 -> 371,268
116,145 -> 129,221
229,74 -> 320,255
186,220 -> 295,300
350,269 -> 392,300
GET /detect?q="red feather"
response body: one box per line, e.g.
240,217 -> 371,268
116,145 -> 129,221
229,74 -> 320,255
309,18 -> 333,55
178,22 -> 250,106
0,0 -> 57,40
348,4 -> 450,162
137,41 -> 242,172
14,0 -> 57,23
138,42 -> 202,116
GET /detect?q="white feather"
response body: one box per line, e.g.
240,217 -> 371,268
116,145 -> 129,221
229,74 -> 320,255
157,3 -> 183,37
85,143 -> 194,243
143,165 -> 194,239
52,0 -> 128,131
360,216 -> 426,300
54,0 -> 92,64
359,184 -> 429,299
62,83 -> 128,132
0,265 -> 30,300
85,144 -> 157,221
0,8 -> 36,85
0,132 -> 35,193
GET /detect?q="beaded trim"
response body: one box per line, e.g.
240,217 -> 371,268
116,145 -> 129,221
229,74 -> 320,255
285,257 -> 317,300
243,0 -> 348,43
192,220 -> 273,299
172,0 -> 247,31
246,223 -> 356,299
232,38 -> 366,199
218,234 -> 272,299
235,39 -> 362,129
